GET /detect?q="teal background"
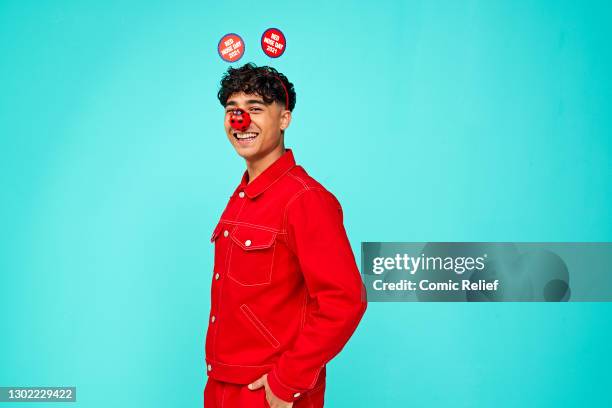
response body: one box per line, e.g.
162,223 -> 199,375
1,0 -> 611,407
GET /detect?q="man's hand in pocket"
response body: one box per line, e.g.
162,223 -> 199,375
248,373 -> 293,408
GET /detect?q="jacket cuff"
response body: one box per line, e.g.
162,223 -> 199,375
267,367 -> 306,403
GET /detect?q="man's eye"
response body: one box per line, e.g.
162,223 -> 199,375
250,107 -> 262,112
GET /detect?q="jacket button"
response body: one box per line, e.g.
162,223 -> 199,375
207,364 -> 212,371
211,315 -> 216,323
238,191 -> 245,198
293,392 -> 301,398
245,239 -> 252,247
215,273 -> 220,280
223,230 -> 229,237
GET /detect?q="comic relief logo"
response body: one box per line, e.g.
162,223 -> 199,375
261,28 -> 286,58
218,33 -> 244,63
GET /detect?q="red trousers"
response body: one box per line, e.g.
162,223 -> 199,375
204,377 -> 325,408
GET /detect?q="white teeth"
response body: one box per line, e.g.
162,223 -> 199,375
235,132 -> 258,140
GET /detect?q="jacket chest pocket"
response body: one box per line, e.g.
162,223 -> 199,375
227,225 -> 277,286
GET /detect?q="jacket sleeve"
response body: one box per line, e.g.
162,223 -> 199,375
267,187 -> 368,403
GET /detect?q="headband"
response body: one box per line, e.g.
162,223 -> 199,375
271,73 -> 289,110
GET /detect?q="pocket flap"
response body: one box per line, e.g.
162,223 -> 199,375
231,225 -> 277,250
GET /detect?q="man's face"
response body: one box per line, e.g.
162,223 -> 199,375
224,92 -> 291,161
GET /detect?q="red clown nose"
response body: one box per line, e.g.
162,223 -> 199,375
229,108 -> 251,132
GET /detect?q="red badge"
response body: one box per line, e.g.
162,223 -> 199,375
261,28 -> 286,58
218,33 -> 245,63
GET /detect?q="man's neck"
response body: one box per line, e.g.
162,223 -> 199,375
245,146 -> 286,184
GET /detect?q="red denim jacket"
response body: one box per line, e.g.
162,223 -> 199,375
205,148 -> 367,403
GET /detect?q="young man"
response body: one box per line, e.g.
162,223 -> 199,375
204,63 -> 367,408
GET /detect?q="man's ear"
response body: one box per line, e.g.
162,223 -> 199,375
280,109 -> 292,131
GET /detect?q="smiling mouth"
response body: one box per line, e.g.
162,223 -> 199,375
233,131 -> 259,141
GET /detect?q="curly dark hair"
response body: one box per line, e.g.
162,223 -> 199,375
217,63 -> 296,112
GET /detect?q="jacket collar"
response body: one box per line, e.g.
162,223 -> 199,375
236,148 -> 296,199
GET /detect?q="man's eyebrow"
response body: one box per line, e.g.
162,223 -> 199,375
225,99 -> 266,109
